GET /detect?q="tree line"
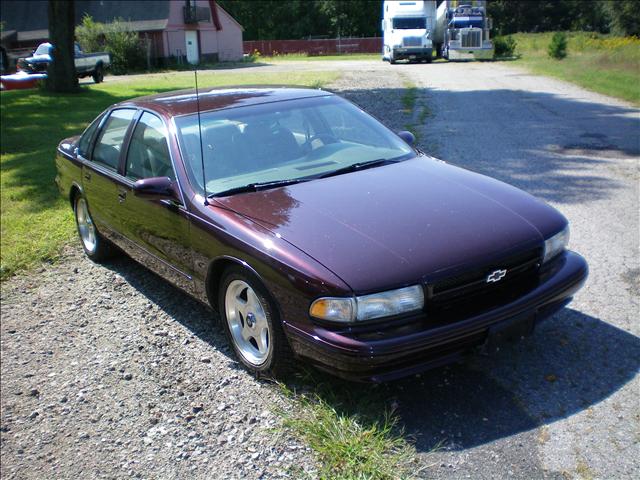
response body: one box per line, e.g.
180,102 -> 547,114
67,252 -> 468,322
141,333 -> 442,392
218,0 -> 640,40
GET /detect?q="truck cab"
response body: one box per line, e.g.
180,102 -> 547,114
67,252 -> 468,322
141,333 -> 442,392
382,0 -> 436,64
434,1 -> 494,60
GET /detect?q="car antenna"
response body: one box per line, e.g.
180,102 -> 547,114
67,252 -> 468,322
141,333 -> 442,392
194,69 -> 209,205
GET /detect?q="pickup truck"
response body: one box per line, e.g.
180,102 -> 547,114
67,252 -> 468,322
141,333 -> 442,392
17,42 -> 110,83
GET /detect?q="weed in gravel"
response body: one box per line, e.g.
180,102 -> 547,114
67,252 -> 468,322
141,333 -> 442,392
277,371 -> 418,480
401,81 -> 418,114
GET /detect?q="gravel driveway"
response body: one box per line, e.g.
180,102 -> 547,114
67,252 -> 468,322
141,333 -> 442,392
2,60 -> 639,479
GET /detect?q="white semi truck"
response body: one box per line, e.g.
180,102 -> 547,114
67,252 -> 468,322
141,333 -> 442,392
433,1 -> 494,60
381,1 -> 437,64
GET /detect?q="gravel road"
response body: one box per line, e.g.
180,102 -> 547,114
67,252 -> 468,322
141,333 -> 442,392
2,60 -> 639,479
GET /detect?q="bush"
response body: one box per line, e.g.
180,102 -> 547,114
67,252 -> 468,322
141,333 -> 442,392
75,16 -> 147,74
548,32 -> 568,59
103,19 -> 147,74
75,14 -> 103,53
493,35 -> 517,58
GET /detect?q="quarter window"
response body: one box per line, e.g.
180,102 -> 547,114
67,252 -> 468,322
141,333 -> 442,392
77,114 -> 103,158
92,109 -> 136,170
126,112 -> 175,181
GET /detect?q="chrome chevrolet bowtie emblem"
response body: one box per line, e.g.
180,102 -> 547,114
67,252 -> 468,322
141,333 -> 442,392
487,269 -> 507,283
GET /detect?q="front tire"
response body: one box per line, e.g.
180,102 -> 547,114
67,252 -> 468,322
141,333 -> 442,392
74,195 -> 113,261
219,266 -> 293,377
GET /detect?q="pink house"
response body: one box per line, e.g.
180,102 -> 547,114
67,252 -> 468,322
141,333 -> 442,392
0,0 -> 244,67
162,0 -> 244,63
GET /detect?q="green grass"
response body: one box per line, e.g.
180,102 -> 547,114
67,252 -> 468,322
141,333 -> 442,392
259,53 -> 380,62
279,371 -> 418,480
400,80 -> 418,113
507,32 -> 640,104
0,70 -> 339,280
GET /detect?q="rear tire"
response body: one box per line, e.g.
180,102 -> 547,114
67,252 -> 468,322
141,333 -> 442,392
219,266 -> 294,378
74,194 -> 113,262
92,65 -> 104,84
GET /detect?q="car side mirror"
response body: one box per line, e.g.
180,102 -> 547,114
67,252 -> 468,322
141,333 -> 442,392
397,130 -> 415,146
132,176 -> 176,200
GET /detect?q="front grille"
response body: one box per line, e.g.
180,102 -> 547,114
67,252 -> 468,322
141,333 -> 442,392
461,30 -> 482,48
426,248 -> 542,320
403,37 -> 422,47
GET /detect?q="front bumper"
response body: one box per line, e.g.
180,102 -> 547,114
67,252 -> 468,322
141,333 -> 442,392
448,47 -> 494,60
393,47 -> 433,60
285,251 -> 588,382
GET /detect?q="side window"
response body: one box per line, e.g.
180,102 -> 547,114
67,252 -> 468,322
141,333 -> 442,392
77,114 -> 103,158
92,109 -> 136,171
125,112 -> 175,181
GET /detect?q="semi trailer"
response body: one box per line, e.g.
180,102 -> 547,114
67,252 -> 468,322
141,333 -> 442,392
381,0 -> 437,64
433,0 -> 494,60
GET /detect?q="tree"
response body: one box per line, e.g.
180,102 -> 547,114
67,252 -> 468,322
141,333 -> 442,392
46,0 -> 78,93
603,0 -> 640,36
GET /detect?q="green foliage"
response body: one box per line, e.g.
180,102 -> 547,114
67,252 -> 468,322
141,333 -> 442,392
75,16 -> 147,74
548,32 -> 568,59
278,374 -> 416,480
217,0 -> 382,40
493,35 -> 518,58
103,19 -> 147,74
0,70 -> 339,279
488,0 -> 611,35
75,14 -> 103,53
602,0 -> 640,36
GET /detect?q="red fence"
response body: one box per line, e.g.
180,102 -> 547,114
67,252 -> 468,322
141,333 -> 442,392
243,37 -> 382,56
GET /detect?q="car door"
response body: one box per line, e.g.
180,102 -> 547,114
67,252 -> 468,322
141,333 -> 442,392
82,108 -> 137,246
74,43 -> 88,74
116,111 -> 194,293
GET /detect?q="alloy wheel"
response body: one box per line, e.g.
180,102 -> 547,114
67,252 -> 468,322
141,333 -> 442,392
224,279 -> 271,366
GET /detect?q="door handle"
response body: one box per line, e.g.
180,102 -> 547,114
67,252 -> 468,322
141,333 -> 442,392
84,172 -> 91,180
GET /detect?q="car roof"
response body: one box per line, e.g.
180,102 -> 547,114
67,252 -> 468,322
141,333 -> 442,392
117,86 -> 334,118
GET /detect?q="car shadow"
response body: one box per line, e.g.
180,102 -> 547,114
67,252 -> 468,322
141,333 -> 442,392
284,307 -> 640,453
98,252 -> 639,454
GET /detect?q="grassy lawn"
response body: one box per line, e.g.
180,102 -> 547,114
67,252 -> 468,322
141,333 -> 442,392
507,32 -> 640,105
0,70 -> 338,280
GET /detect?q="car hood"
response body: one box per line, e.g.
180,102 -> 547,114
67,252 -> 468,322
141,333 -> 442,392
213,157 -> 566,292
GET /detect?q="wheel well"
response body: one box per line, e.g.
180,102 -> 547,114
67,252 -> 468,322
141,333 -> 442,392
205,258 -> 240,312
69,185 -> 81,209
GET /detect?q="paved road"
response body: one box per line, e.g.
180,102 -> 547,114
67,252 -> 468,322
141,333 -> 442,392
363,60 -> 639,479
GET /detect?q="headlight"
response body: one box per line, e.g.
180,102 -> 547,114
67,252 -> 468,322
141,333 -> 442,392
310,285 -> 424,323
543,225 -> 570,263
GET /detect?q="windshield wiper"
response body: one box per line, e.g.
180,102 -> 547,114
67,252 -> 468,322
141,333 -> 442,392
317,158 -> 399,179
209,178 -> 309,198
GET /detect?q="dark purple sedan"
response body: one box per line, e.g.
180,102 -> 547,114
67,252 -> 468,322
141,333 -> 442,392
55,87 -> 588,382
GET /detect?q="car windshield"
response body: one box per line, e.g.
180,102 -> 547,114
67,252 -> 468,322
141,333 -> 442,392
174,95 -> 414,195
392,17 -> 427,29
